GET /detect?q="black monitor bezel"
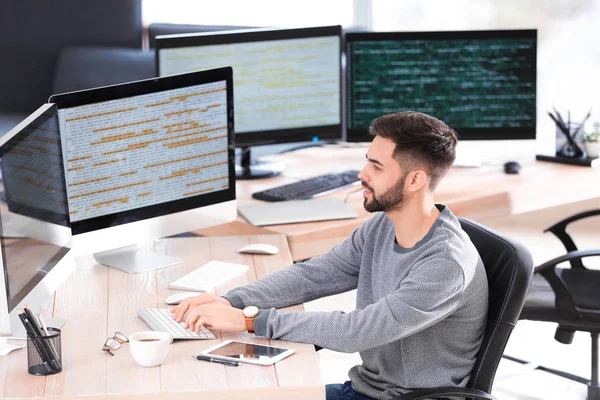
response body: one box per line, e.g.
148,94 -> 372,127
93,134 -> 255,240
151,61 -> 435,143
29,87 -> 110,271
344,29 -> 537,142
49,67 -> 236,236
155,25 -> 343,147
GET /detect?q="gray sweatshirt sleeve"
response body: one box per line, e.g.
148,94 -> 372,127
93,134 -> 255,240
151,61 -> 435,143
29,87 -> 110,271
257,260 -> 466,353
223,219 -> 370,310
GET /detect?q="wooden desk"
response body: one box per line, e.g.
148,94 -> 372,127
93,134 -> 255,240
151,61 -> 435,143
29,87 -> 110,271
196,146 -> 600,261
0,235 -> 324,400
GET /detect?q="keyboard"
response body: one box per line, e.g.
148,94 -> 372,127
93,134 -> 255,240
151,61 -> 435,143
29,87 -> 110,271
252,170 -> 361,202
137,308 -> 216,340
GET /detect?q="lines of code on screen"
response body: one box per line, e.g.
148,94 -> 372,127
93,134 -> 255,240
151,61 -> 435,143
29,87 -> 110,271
347,38 -> 536,132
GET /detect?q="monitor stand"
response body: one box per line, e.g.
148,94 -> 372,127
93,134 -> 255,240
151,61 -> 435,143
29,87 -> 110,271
236,147 -> 285,180
93,245 -> 182,274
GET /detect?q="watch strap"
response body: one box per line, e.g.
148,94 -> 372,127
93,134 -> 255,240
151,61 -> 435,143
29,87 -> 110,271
245,315 -> 255,332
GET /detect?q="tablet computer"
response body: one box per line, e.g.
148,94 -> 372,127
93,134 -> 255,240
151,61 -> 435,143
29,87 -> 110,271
201,340 -> 295,366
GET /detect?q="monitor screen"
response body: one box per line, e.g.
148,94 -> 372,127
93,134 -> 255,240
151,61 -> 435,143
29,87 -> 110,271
156,26 -> 342,147
50,68 -> 236,252
345,30 -> 537,142
0,104 -> 69,228
0,235 -> 70,313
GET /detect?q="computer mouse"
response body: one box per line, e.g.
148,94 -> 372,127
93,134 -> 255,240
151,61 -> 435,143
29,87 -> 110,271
237,243 -> 280,255
503,161 -> 522,175
164,292 -> 199,305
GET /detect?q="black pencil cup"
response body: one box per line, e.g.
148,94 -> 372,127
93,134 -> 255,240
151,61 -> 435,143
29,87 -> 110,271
26,327 -> 62,376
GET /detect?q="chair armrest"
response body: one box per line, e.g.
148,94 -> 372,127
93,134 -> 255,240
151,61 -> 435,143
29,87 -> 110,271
535,250 -> 600,315
535,250 -> 600,274
391,386 -> 495,400
545,209 -> 600,268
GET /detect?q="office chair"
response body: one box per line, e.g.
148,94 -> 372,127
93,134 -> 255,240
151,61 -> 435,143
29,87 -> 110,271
392,218 -> 534,400
506,209 -> 600,400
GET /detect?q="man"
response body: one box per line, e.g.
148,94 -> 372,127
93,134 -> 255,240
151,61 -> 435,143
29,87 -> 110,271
172,111 -> 489,400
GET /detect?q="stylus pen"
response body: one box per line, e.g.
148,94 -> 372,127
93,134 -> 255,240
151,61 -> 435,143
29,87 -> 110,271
194,355 -> 239,367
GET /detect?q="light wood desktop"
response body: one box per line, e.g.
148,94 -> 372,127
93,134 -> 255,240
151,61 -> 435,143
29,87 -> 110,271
0,235 -> 325,400
196,145 -> 600,261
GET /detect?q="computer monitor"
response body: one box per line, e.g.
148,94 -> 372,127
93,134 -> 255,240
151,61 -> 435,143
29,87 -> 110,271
345,29 -> 537,164
0,104 -> 74,338
49,67 -> 237,273
156,25 -> 343,179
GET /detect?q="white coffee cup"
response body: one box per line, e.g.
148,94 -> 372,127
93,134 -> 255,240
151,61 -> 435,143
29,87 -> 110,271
129,331 -> 172,367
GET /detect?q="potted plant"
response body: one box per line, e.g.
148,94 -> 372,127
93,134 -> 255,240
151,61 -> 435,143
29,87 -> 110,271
584,123 -> 600,159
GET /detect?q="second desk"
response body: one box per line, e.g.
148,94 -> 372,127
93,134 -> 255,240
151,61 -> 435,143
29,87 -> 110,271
197,145 -> 600,261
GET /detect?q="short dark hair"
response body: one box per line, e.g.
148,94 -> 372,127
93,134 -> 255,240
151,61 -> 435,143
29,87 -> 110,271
369,111 -> 458,190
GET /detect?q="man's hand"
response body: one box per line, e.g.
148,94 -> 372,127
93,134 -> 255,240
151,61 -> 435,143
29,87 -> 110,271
170,293 -> 231,323
184,302 -> 246,333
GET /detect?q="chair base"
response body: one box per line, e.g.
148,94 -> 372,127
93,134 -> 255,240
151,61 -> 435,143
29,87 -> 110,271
504,354 -> 599,399
592,332 -> 600,400
503,332 -> 599,400
503,354 -> 591,384
590,384 -> 600,400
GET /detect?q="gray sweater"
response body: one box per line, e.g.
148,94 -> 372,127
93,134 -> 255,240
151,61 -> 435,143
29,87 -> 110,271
224,205 -> 488,400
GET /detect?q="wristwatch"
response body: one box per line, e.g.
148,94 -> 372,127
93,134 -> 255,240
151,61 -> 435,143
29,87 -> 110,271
242,306 -> 259,333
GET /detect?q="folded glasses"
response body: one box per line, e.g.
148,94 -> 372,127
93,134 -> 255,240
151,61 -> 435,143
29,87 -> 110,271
102,331 -> 129,356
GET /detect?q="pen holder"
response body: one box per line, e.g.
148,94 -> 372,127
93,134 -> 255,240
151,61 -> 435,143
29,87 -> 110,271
26,327 -> 62,376
555,123 -> 586,159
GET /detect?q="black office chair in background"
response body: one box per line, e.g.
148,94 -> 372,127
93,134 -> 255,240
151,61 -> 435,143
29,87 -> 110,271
506,209 -> 600,400
392,218 -> 534,400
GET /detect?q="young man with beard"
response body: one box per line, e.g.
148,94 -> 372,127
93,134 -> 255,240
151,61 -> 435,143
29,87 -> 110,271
172,111 -> 489,400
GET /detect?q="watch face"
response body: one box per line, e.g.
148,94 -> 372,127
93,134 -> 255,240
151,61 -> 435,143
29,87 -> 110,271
243,306 -> 259,317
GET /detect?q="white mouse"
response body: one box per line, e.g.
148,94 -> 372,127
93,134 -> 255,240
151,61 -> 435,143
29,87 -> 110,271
238,243 -> 279,255
164,292 -> 199,305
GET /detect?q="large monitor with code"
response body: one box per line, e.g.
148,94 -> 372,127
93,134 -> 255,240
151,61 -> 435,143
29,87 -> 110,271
49,67 -> 236,273
345,30 -> 537,142
156,25 -> 342,179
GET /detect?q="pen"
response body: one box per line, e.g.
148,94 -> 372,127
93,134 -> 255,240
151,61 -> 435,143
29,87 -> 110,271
23,306 -> 42,336
37,314 -> 61,365
193,355 -> 239,367
37,314 -> 50,336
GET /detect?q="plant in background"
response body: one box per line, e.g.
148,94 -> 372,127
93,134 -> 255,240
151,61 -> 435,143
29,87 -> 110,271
583,122 -> 600,158
584,122 -> 600,143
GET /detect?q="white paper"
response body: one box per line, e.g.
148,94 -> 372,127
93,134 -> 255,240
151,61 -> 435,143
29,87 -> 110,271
168,260 -> 249,292
0,343 -> 25,356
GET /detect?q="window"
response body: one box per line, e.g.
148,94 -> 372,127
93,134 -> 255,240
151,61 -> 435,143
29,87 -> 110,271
142,0 -> 355,28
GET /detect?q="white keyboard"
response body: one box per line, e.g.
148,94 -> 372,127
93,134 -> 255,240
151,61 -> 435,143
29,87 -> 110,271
137,308 -> 216,340
168,260 -> 249,292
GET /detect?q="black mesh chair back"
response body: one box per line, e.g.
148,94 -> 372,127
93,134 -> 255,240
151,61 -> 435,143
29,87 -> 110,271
460,219 -> 534,393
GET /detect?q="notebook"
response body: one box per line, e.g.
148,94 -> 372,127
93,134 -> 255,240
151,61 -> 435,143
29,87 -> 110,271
168,260 -> 249,292
238,198 -> 358,226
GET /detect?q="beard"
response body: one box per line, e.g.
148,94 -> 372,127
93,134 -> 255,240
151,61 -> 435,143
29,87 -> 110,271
362,174 -> 407,213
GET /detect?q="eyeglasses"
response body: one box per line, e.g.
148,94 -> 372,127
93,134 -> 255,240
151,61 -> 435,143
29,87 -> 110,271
102,332 -> 129,356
